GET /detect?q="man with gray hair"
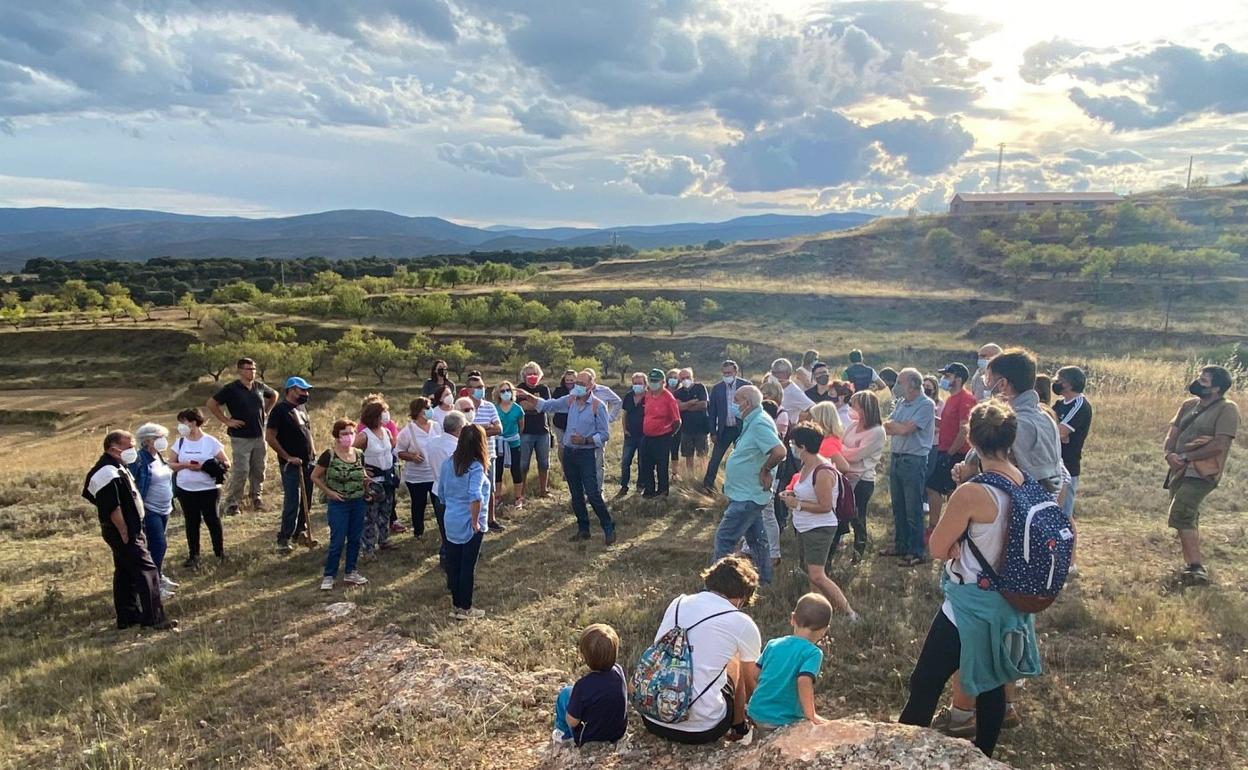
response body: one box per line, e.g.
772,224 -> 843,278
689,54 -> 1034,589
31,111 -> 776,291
428,409 -> 467,574
883,368 -> 936,565
770,357 -> 815,428
712,384 -> 786,584
971,343 -> 1003,402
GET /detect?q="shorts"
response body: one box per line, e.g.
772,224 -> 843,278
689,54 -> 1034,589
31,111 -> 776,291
925,451 -> 965,497
680,431 -> 709,458
1167,477 -> 1217,530
641,682 -> 735,745
796,525 -> 837,570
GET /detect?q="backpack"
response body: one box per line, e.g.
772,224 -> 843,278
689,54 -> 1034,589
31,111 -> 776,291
785,464 -> 856,523
962,471 -> 1074,613
630,597 -> 739,724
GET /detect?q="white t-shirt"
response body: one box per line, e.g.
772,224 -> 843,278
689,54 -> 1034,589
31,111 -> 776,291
432,405 -> 455,429
173,434 -> 225,492
396,420 -> 442,484
649,592 -> 761,733
789,462 -> 840,533
780,382 -> 814,427
427,432 -> 460,486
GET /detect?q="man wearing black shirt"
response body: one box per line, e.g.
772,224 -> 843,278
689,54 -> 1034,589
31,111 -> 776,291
804,361 -> 836,405
265,376 -> 316,553
82,430 -> 175,631
675,367 -> 710,481
617,372 -> 647,498
207,357 -> 278,516
1053,366 -> 1093,519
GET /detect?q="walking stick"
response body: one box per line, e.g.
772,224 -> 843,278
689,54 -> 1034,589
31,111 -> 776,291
299,468 -> 318,547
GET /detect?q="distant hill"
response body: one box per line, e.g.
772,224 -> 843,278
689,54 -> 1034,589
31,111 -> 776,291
0,207 -> 873,269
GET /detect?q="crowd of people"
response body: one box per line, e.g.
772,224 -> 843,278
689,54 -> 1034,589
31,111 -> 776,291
83,345 -> 1239,756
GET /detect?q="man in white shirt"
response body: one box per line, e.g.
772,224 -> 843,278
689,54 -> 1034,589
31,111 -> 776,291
427,410 -> 466,577
770,357 -> 815,427
464,373 -> 504,530
639,555 -> 762,745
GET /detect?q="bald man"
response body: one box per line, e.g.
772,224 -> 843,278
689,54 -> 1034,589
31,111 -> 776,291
970,343 -> 1003,402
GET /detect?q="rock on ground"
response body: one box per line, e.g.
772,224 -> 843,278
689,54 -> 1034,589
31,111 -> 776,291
540,720 -> 1013,770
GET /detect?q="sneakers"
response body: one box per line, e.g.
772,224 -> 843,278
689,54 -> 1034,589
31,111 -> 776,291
449,608 -> 484,620
931,706 -> 977,739
160,574 -> 179,590
224,506 -> 241,517
320,576 -> 334,591
343,571 -> 368,585
604,531 -> 617,547
275,541 -> 293,554
389,521 -> 407,534
159,587 -> 175,602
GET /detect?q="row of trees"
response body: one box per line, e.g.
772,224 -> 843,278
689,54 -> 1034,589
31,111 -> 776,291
1,280 -> 155,329
993,241 -> 1239,282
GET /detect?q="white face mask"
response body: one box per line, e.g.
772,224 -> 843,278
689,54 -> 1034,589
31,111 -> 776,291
381,411 -> 392,424
154,437 -> 169,452
176,423 -> 191,437
681,378 -> 693,388
442,394 -> 453,407
120,447 -> 139,465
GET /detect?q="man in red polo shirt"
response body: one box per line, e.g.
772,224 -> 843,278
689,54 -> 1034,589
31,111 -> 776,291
640,368 -> 682,499
926,362 -> 976,535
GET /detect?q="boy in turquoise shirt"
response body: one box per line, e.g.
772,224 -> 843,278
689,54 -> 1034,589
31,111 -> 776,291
747,593 -> 832,729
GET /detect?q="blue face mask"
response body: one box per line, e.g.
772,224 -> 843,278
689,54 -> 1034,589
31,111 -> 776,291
938,377 -> 951,390
473,388 -> 485,400
500,390 -> 513,402
571,384 -> 588,397
977,357 -> 990,371
667,377 -> 678,388
423,408 -> 435,420
632,384 -> 645,394
728,402 -> 742,420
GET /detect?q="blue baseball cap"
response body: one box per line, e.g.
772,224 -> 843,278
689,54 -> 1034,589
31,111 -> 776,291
284,376 -> 312,390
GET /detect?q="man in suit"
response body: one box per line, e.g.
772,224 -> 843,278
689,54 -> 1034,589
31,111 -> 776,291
701,359 -> 751,494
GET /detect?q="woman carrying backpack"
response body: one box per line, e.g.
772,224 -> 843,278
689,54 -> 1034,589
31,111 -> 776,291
898,401 -> 1043,758
777,423 -> 858,621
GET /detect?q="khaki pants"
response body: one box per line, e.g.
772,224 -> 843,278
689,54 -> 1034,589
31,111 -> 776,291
225,435 -> 267,511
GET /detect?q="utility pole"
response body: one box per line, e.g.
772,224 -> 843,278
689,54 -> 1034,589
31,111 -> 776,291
1185,156 -> 1194,189
995,143 -> 1006,191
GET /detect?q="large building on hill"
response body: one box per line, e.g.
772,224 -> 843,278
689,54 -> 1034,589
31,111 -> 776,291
949,191 -> 1123,215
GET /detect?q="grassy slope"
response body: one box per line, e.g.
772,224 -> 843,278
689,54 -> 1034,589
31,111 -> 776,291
0,367 -> 1245,770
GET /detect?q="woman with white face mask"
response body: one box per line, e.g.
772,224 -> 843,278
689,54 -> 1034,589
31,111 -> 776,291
129,422 -> 178,598
168,407 -> 230,569
431,384 -> 457,429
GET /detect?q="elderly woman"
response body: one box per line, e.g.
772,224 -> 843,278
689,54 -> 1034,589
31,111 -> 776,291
354,398 -> 396,556
517,361 -> 552,497
395,397 -> 442,539
129,422 -> 178,598
169,407 -> 230,569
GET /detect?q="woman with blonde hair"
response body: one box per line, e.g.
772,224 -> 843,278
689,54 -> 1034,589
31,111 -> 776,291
808,401 -> 851,474
834,390 -> 887,561
495,380 -> 526,507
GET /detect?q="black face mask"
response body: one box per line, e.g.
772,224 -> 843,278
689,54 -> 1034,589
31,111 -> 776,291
1188,379 -> 1210,398
296,393 -> 309,405
815,375 -> 830,385
1052,382 -> 1065,396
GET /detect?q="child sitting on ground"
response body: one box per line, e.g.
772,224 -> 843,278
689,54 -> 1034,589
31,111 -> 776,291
553,623 -> 628,746
746,593 -> 832,731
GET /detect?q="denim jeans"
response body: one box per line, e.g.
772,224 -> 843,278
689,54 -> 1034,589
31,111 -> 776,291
832,479 -> 874,557
142,512 -> 169,572
712,499 -> 773,584
278,461 -> 313,544
520,433 -> 550,474
1061,475 -> 1079,519
562,447 -> 614,535
324,498 -> 366,577
702,425 -> 741,489
890,453 -> 927,557
445,531 -> 483,610
618,435 -> 642,492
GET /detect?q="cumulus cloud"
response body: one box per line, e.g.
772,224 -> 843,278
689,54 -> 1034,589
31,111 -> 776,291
1025,41 -> 1248,130
436,142 -> 530,177
511,97 -> 586,139
621,151 -> 718,197
1066,148 -> 1150,166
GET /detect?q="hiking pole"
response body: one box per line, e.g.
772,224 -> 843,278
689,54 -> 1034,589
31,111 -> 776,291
299,469 -> 318,547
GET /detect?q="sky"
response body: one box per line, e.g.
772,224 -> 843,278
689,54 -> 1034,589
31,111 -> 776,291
1,0 -> 1247,227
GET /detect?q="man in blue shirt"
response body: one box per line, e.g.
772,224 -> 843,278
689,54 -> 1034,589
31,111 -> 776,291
519,370 -> 616,545
702,359 -> 751,494
883,368 -> 936,565
712,385 -> 786,585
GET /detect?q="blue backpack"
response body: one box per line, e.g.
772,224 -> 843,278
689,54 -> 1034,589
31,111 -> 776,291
629,597 -> 738,724
963,471 -> 1074,613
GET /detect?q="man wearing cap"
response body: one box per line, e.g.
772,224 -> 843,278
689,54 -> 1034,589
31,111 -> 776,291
925,362 -> 975,534
265,376 -> 317,553
517,370 -> 616,545
640,368 -> 683,499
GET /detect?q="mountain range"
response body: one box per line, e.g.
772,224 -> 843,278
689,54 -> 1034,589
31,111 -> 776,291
0,207 -> 874,270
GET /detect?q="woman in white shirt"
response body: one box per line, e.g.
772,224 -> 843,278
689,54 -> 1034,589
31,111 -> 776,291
168,407 -> 229,569
395,396 -> 442,540
777,424 -> 857,620
430,384 -> 456,428
354,398 -> 397,556
835,390 -> 888,562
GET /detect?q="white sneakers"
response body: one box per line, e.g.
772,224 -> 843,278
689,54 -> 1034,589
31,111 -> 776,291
321,572 -> 368,590
159,587 -> 175,602
449,607 -> 486,620
160,574 -> 179,590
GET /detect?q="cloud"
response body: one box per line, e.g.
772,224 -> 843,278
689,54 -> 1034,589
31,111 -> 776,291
621,151 -> 718,197
511,97 -> 586,139
436,142 -> 530,177
1029,41 -> 1248,130
1066,148 -> 1150,166
719,109 -> 973,192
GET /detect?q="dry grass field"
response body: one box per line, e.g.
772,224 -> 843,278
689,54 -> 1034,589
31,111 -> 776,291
0,353 -> 1245,769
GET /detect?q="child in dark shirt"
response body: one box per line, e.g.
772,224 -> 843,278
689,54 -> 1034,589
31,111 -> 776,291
553,623 -> 628,746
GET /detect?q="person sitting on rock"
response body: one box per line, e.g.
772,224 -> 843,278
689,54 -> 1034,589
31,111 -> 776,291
553,623 -> 628,746
746,593 -> 832,733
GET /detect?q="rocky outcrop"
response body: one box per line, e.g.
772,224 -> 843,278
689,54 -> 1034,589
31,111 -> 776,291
541,720 -> 1012,770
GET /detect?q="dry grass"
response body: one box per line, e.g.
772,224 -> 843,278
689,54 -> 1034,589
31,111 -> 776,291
0,364 -> 1245,769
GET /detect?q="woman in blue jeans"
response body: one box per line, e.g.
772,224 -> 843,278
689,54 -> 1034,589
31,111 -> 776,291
436,424 -> 492,620
130,422 -> 178,599
312,418 -> 371,590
